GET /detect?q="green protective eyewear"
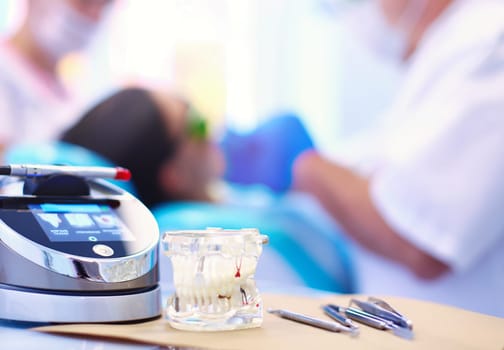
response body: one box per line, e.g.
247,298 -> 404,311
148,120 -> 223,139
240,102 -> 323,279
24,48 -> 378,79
186,105 -> 209,141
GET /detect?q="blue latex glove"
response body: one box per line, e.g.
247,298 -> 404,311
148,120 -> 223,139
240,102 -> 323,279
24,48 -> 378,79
220,113 -> 314,192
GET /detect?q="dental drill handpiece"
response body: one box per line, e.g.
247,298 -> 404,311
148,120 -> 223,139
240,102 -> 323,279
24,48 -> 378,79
329,304 -> 395,329
323,305 -> 359,329
350,298 -> 412,329
327,304 -> 413,340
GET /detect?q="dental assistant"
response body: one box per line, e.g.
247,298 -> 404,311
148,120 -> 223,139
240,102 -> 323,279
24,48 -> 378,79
293,0 -> 504,317
0,0 -> 113,155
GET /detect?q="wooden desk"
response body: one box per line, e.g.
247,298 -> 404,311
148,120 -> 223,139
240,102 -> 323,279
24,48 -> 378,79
36,293 -> 504,350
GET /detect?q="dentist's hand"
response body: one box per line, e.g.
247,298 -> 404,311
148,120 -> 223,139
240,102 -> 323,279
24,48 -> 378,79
220,113 -> 314,192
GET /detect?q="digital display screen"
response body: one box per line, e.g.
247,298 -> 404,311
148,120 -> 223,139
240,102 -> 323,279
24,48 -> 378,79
29,203 -> 136,242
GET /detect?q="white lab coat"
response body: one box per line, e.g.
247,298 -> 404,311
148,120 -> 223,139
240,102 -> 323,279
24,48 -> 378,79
341,0 -> 504,317
0,43 -> 81,147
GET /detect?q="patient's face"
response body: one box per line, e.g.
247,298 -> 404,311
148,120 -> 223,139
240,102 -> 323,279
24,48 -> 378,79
168,136 -> 225,201
155,93 -> 225,201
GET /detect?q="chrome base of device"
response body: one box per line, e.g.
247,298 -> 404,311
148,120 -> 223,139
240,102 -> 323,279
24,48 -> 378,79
0,284 -> 162,323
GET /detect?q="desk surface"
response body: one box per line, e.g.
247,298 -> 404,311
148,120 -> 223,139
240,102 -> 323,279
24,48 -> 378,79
33,293 -> 504,350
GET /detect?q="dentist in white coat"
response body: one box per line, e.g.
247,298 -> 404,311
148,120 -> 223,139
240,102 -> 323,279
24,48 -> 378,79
293,0 -> 504,317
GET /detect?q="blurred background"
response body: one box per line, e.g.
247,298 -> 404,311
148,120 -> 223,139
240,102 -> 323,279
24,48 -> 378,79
2,0 -> 504,320
0,0 -> 401,155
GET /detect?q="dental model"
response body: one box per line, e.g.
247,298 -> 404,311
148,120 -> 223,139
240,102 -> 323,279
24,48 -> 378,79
170,254 -> 259,314
163,228 -> 267,331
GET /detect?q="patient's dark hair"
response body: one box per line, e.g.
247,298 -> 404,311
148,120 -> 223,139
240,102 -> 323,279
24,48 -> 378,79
62,87 -> 178,208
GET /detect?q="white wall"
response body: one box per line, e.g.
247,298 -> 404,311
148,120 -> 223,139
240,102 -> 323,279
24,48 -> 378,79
0,0 -> 401,154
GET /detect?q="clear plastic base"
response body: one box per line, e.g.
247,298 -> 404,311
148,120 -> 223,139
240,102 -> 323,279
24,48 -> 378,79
166,293 -> 263,331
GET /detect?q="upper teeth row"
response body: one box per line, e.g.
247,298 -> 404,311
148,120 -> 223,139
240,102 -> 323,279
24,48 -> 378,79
171,255 -> 257,307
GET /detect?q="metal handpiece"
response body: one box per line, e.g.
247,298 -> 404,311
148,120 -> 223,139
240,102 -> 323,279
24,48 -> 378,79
323,305 -> 359,329
330,305 -> 414,340
268,309 -> 350,333
345,307 -> 392,329
351,299 -> 412,329
322,305 -> 359,336
367,297 -> 414,329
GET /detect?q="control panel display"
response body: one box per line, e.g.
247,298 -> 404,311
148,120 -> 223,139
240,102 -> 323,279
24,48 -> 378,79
29,203 -> 135,243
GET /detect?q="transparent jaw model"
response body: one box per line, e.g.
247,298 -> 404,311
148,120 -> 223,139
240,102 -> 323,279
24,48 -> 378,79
163,228 -> 268,331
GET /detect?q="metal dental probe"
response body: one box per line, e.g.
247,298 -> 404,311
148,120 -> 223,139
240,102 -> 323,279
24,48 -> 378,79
268,308 -> 353,333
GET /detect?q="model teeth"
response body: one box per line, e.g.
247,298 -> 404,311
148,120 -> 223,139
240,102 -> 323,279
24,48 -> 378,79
171,255 -> 257,311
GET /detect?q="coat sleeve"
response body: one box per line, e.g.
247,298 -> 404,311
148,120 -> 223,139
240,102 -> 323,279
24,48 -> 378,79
370,99 -> 504,272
